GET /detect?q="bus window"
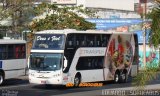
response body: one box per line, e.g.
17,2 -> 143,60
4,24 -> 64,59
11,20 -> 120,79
21,45 -> 26,58
15,45 -> 20,58
76,57 -> 86,70
76,35 -> 80,47
76,57 -> 104,70
66,34 -> 76,48
97,57 -> 104,69
0,45 -> 7,60
87,34 -> 95,47
80,35 -> 87,47
95,34 -> 101,47
8,45 -> 14,59
32,34 -> 65,50
0,46 -> 2,59
15,44 -> 26,59
102,34 -> 111,47
102,35 -> 107,47
92,57 -> 103,69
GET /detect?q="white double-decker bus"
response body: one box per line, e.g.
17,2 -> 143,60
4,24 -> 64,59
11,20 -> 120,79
0,39 -> 27,85
28,29 -> 139,86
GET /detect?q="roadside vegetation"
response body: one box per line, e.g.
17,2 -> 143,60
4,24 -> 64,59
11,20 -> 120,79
133,0 -> 160,89
29,3 -> 96,31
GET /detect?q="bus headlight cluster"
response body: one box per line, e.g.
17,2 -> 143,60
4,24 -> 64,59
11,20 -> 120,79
53,74 -> 60,77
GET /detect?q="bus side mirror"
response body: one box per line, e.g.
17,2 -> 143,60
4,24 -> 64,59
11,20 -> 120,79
64,60 -> 67,68
27,56 -> 30,68
63,57 -> 68,70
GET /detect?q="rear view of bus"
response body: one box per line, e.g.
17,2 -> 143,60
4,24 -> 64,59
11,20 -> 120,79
28,30 -> 66,85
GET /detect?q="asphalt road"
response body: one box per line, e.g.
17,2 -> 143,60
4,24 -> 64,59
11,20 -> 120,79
0,73 -> 160,96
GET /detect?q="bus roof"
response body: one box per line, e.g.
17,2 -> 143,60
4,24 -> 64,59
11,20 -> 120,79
35,29 -> 135,35
0,39 -> 26,44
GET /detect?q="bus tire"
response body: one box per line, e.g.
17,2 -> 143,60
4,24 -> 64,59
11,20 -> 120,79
74,75 -> 81,87
0,72 -> 4,85
120,71 -> 128,83
114,72 -> 120,83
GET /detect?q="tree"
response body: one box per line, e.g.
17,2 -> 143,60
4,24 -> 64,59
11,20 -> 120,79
133,0 -> 160,89
148,2 -> 160,47
27,3 -> 96,56
0,0 -> 33,38
29,3 -> 96,31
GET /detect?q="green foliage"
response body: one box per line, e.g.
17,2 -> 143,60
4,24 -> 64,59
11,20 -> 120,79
30,3 -> 96,31
132,2 -> 160,89
0,0 -> 34,34
132,62 -> 160,89
148,8 -> 160,47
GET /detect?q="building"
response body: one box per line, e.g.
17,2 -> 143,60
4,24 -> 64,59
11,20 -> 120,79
50,0 -> 140,18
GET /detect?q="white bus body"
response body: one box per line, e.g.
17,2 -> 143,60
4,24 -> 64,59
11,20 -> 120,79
29,29 -> 139,86
0,39 -> 27,85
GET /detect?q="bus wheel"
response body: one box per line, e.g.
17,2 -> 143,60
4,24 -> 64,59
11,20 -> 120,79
120,72 -> 128,83
0,72 -> 4,85
74,76 -> 81,87
114,72 -> 120,83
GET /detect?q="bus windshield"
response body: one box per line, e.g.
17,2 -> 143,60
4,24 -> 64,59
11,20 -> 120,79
32,34 -> 65,50
30,53 -> 62,71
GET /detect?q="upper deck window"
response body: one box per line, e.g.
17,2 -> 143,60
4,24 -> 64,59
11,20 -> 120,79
32,34 -> 65,50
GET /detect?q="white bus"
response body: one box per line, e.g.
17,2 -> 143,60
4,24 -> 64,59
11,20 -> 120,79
0,39 -> 27,85
28,29 -> 139,86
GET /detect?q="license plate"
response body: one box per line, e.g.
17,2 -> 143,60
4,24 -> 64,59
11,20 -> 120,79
41,80 -> 46,84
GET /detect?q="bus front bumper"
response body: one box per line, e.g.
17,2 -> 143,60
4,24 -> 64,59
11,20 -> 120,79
29,76 -> 66,85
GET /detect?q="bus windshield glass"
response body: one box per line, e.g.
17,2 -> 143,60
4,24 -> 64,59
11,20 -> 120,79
32,34 -> 65,50
30,53 -> 62,71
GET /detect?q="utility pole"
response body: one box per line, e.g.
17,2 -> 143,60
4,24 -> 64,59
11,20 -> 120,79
142,0 -> 147,68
